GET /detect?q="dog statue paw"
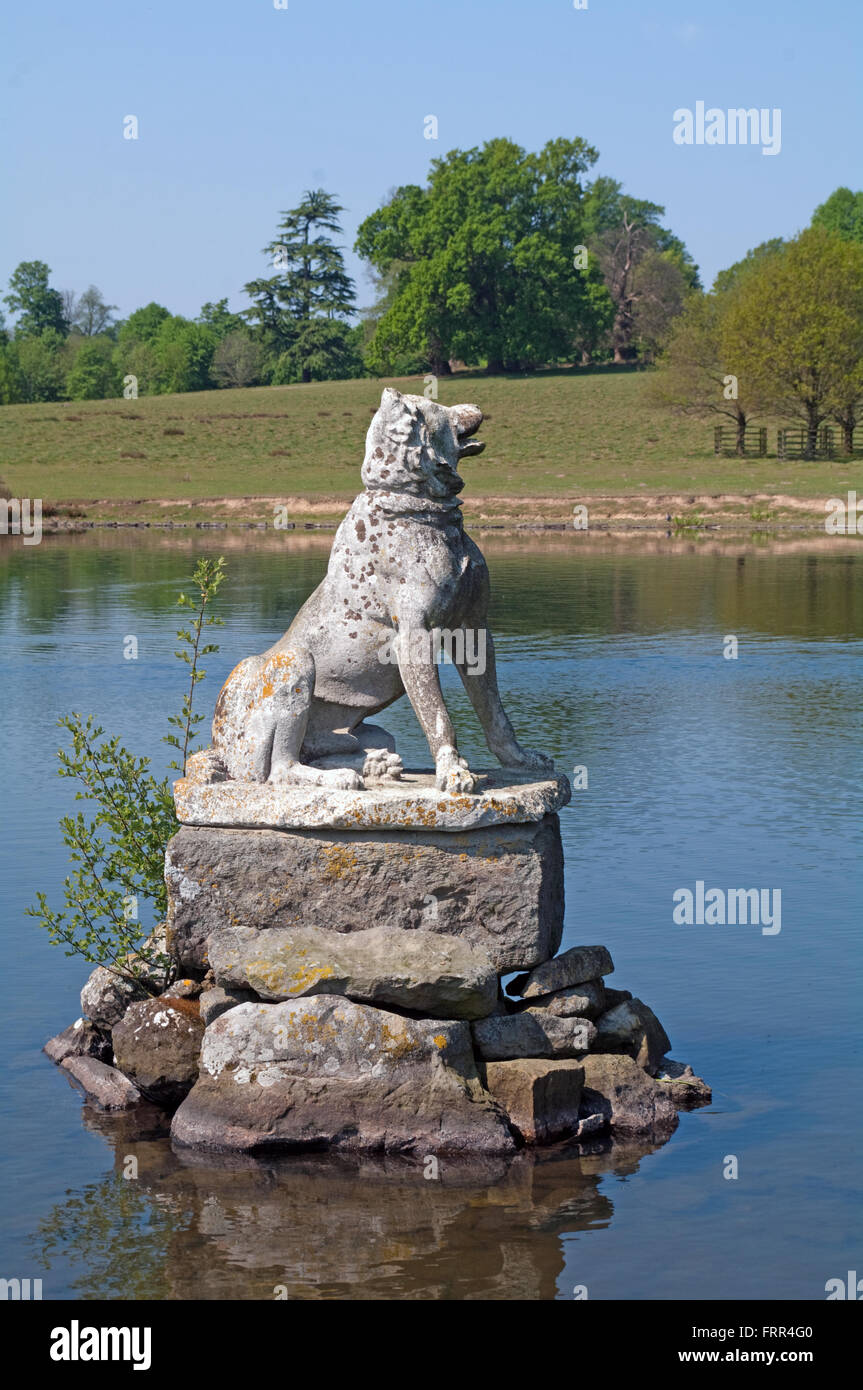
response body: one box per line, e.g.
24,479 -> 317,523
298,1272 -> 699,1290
507,747 -> 555,775
270,761 -> 364,791
435,746 -> 478,795
362,750 -> 403,782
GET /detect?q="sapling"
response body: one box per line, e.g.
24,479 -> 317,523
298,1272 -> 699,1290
28,556 -> 226,991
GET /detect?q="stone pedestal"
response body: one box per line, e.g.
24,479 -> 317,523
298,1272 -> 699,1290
166,815 -> 564,977
166,769 -> 569,976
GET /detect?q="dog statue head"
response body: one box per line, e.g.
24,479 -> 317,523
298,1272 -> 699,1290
361,387 -> 485,503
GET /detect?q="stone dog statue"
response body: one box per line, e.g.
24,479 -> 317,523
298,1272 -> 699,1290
196,387 -> 553,795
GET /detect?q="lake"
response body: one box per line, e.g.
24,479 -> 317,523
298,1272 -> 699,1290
0,529 -> 860,1300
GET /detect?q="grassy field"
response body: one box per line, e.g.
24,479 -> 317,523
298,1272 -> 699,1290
1,368 -> 858,526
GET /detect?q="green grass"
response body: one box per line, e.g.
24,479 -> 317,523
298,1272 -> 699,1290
0,367 -> 857,524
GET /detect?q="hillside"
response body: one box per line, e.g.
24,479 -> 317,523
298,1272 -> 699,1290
0,368 -> 854,527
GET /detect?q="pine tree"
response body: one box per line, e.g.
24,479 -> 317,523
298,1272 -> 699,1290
244,190 -> 356,383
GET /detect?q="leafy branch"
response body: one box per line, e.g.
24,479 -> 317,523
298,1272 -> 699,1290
165,556 -> 226,772
27,556 -> 227,985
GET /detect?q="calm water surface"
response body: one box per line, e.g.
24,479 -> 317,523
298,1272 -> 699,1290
0,531 -> 860,1300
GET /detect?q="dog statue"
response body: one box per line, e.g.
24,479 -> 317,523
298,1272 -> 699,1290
196,387 -> 554,795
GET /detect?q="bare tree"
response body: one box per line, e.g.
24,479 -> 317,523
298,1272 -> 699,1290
212,330 -> 264,388
61,289 -> 78,328
597,212 -> 651,362
596,212 -> 694,362
71,285 -> 118,336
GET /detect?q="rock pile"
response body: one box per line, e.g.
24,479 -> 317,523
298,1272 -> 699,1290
46,790 -> 710,1155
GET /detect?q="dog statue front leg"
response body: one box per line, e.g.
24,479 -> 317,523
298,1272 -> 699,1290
396,626 -> 478,794
455,628 -> 554,776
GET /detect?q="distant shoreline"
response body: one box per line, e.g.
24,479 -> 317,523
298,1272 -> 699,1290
27,490 -> 845,534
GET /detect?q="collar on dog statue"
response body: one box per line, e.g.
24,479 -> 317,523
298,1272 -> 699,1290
362,489 -> 465,525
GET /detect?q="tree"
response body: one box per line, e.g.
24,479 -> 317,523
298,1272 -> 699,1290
211,329 -> 265,388
650,292 -> 762,454
244,190 -> 356,383
585,181 -> 699,362
68,285 -> 118,337
811,187 -> 863,244
150,317 -> 216,394
712,239 -> 785,294
65,337 -> 122,400
116,301 -> 171,348
29,560 -> 226,988
629,248 -> 693,360
832,386 -> 862,456
12,328 -> 67,401
356,137 -> 614,374
113,305 -> 215,395
0,343 -> 23,403
723,229 -> 863,458
270,318 -> 364,384
61,289 -> 78,328
4,260 -> 68,336
198,299 -> 244,339
357,261 -> 431,375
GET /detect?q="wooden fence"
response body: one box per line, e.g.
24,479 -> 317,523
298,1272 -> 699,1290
713,425 -> 767,457
777,427 -> 835,460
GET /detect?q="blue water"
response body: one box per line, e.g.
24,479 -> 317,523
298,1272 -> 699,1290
0,532 -> 860,1299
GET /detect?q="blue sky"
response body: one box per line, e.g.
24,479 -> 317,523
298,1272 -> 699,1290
1,0 -> 860,321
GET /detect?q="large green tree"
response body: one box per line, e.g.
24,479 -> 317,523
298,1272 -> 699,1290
11,328 -> 67,401
355,137 -> 614,374
4,260 -> 68,336
244,190 -> 357,383
723,229 -> 863,457
149,316 -> 216,394
116,302 -> 171,348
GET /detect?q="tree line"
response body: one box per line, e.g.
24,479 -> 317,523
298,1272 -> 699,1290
0,137 -> 700,403
0,132 -> 860,451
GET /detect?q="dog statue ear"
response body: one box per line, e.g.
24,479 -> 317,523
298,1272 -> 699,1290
380,387 -> 421,442
381,387 -> 418,417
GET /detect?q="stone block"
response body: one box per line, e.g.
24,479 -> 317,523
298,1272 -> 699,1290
483,1059 -> 585,1144
165,815 -> 564,976
171,995 -> 516,1155
209,922 -> 498,1020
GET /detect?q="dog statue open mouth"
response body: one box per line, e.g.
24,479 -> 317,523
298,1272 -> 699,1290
195,387 -> 553,796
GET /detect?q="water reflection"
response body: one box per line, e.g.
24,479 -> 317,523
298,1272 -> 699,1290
33,1100 -> 669,1300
